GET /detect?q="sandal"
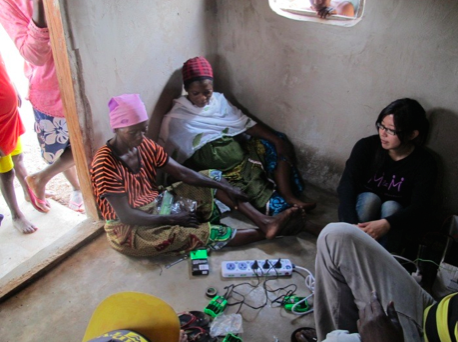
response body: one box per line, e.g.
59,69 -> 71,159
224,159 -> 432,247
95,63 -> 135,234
178,311 -> 210,330
184,326 -> 216,342
291,327 -> 317,342
69,190 -> 85,213
27,187 -> 50,213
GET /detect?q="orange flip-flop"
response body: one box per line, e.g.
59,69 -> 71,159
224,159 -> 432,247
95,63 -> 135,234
27,187 -> 50,213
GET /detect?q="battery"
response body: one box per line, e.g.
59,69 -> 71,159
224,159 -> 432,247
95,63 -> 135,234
190,249 -> 209,276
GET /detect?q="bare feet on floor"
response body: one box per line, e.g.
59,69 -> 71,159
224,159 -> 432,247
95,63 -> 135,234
286,198 -> 317,212
13,215 -> 38,234
25,174 -> 51,212
261,206 -> 302,239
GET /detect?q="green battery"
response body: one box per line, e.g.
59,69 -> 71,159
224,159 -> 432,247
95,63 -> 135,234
190,249 -> 209,276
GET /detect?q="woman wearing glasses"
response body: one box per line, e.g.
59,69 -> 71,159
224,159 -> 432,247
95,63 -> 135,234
337,98 -> 437,254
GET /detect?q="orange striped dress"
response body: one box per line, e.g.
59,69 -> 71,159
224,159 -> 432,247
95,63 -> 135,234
90,137 -> 233,257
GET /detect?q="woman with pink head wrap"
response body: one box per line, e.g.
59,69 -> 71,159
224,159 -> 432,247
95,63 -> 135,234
90,94 -> 303,257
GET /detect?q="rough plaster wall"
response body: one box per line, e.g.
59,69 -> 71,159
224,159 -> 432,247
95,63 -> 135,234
65,0 -> 217,148
214,0 -> 458,216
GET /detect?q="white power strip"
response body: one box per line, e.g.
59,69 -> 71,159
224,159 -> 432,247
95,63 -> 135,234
221,258 -> 294,278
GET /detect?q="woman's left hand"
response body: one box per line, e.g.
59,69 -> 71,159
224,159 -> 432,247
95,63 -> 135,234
357,219 -> 390,240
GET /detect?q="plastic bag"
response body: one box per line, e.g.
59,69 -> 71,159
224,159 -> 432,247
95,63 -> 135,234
152,191 -> 197,215
209,313 -> 243,337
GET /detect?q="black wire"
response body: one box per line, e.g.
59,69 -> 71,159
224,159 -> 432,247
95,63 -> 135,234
222,263 -> 299,313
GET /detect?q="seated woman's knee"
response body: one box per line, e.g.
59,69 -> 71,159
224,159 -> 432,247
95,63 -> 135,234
381,200 -> 403,218
318,222 -> 361,246
356,192 -> 382,221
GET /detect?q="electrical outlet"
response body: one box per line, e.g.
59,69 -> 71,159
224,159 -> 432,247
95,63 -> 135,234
221,259 -> 293,277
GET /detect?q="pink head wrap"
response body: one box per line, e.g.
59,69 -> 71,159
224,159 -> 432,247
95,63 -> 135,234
108,94 -> 148,132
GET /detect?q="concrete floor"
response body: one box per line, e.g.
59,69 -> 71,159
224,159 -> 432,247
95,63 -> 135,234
0,191 -> 86,279
0,185 -> 339,342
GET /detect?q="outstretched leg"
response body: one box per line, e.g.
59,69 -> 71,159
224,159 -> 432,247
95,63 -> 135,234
227,229 -> 265,246
215,178 -> 302,239
0,168 -> 37,234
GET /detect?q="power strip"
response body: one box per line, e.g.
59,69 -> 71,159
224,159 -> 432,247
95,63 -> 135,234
221,258 -> 294,278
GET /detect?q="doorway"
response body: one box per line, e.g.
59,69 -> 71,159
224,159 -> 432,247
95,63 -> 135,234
0,1 -> 103,301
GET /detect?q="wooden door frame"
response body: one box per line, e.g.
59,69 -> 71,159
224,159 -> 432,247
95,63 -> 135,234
44,0 -> 98,219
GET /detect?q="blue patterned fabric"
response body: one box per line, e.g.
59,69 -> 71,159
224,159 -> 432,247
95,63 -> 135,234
260,132 -> 304,216
33,108 -> 70,165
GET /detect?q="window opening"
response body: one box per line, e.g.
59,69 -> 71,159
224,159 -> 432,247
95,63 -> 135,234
269,0 -> 364,27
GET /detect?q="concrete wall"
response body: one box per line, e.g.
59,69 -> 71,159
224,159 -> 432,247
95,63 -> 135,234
67,0 -> 458,217
65,0 -> 217,146
213,0 -> 458,217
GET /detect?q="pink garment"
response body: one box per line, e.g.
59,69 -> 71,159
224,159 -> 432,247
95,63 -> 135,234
0,0 -> 63,118
0,53 -> 25,155
109,94 -> 148,131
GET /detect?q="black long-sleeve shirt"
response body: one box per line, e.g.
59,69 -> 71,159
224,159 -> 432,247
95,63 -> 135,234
337,135 -> 437,231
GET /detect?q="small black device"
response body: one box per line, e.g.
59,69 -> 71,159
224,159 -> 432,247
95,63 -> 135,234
190,249 -> 209,276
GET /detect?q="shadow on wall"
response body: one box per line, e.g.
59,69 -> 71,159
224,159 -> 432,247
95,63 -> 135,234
211,54 -> 275,130
146,69 -> 182,141
209,53 -> 344,192
427,108 -> 458,220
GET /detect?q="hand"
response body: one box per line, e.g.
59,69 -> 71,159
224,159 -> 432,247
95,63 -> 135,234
168,211 -> 200,228
316,6 -> 334,18
358,292 -> 404,342
357,219 -> 390,240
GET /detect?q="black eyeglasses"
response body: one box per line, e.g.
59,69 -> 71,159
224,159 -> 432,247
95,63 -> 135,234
376,122 -> 397,136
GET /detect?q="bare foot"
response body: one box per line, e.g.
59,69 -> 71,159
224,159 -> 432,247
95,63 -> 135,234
13,216 -> 38,234
261,206 -> 301,239
279,213 -> 306,236
25,175 -> 51,212
285,197 -> 317,212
